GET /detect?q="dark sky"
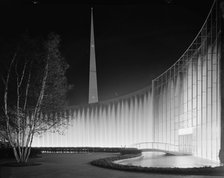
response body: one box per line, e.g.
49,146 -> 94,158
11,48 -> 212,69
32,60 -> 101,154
0,0 -> 213,105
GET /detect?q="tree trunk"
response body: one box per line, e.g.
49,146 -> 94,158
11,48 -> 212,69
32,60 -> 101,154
12,147 -> 20,163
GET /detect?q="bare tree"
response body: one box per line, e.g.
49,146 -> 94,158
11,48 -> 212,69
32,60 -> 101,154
0,33 -> 69,163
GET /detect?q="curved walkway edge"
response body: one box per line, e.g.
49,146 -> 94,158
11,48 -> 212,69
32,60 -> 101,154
91,153 -> 224,176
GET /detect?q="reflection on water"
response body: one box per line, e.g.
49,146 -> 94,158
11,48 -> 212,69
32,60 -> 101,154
115,152 -> 220,168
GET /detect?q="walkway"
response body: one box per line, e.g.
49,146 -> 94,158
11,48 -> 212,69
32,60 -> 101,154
140,148 -> 191,156
0,153 -> 221,178
132,142 -> 191,155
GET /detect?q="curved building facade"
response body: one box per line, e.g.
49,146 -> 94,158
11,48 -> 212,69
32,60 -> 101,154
153,0 -> 221,162
32,0 -> 224,163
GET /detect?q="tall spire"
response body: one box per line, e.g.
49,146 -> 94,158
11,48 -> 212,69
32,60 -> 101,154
88,7 -> 98,104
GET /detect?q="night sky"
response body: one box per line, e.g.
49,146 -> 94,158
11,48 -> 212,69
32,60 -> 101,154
0,0 -> 213,105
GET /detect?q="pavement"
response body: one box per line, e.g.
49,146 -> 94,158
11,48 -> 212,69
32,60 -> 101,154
0,153 -> 222,178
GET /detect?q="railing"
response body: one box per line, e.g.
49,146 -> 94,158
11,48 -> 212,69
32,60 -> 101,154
131,142 -> 179,152
33,147 -> 132,153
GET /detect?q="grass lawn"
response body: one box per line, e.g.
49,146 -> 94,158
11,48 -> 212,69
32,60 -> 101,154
0,153 -> 222,178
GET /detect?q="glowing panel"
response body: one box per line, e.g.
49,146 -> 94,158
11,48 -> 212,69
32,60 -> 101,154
178,128 -> 193,136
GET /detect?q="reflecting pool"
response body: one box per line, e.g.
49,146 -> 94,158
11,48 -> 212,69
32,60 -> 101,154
115,152 -> 220,168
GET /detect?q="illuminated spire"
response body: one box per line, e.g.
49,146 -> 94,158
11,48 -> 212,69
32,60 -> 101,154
88,7 -> 98,104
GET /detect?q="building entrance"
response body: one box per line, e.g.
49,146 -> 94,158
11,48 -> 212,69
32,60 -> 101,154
179,134 -> 193,154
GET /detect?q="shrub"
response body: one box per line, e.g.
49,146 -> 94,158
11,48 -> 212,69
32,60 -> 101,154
0,147 -> 41,159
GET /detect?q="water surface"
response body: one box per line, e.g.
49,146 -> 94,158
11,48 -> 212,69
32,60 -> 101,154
115,152 -> 220,168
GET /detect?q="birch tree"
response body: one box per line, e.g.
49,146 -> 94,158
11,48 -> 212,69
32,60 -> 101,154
0,33 -> 69,163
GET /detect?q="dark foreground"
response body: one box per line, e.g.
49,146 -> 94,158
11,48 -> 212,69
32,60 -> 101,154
0,153 -> 222,178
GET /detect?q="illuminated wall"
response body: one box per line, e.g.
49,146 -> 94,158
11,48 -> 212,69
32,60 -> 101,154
32,0 -> 222,163
32,90 -> 154,148
153,0 -> 221,162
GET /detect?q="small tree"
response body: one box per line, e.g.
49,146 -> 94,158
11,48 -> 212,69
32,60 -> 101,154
0,33 -> 69,163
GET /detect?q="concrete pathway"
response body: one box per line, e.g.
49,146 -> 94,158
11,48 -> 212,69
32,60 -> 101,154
0,153 -> 222,178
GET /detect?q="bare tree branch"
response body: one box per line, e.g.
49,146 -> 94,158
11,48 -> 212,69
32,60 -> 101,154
19,61 -> 27,87
4,51 -> 17,147
23,61 -> 32,111
33,59 -> 49,122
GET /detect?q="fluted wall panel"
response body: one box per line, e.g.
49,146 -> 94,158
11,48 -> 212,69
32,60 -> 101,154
153,1 -> 221,162
32,90 -> 154,148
